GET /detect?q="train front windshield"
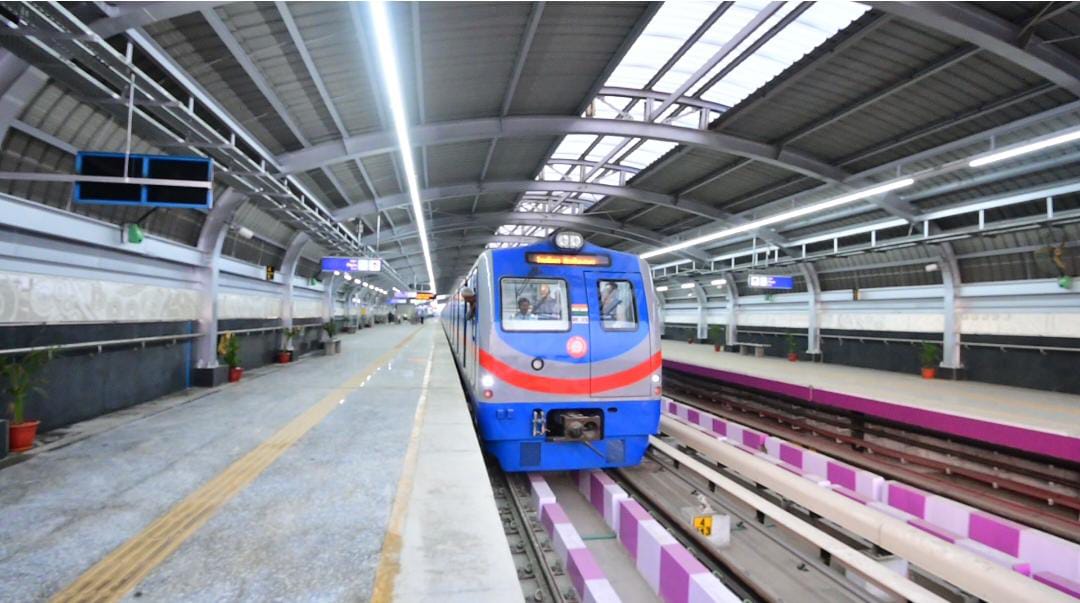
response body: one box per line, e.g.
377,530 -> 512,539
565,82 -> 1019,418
501,277 -> 569,331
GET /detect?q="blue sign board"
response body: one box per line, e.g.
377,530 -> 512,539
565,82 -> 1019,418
748,274 -> 794,289
321,257 -> 382,272
74,151 -> 213,209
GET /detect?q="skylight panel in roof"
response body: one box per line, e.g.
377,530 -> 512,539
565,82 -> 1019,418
584,136 -> 629,162
551,135 -> 598,159
620,139 -> 678,169
698,1 -> 867,106
604,1 -> 723,90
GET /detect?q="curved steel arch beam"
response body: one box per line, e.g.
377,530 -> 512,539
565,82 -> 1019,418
374,211 -> 710,261
276,116 -> 848,183
867,2 -> 1080,97
332,179 -> 727,222
90,3 -> 232,38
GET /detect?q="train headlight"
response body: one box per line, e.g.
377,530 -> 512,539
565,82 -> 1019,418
651,374 -> 660,383
554,231 -> 584,251
481,374 -> 495,388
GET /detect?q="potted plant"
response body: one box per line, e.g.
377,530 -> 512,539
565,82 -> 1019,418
2,348 -> 52,453
322,321 -> 341,355
785,333 -> 799,362
277,326 -> 301,364
220,333 -> 243,382
709,325 -> 726,352
919,342 -> 941,379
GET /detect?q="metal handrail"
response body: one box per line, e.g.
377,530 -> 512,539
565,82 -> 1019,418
0,332 -> 201,356
733,328 -> 1080,354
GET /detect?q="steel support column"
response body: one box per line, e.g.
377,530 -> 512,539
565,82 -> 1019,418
193,188 -> 246,381
799,263 -> 822,361
723,272 -> 739,348
691,282 -> 709,341
938,244 -> 965,377
279,232 -> 310,347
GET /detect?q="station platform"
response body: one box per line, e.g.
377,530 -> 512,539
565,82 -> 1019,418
0,324 -> 519,602
662,341 -> 1080,464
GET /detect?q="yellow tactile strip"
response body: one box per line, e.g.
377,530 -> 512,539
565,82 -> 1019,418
369,344 -> 435,603
51,327 -> 423,603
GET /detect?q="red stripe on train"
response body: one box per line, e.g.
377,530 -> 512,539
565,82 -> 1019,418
478,348 -> 662,394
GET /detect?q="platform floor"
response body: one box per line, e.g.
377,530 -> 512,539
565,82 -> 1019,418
0,324 -> 518,602
663,340 -> 1080,463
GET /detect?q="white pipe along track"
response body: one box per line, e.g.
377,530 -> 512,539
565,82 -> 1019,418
659,416 -> 1073,603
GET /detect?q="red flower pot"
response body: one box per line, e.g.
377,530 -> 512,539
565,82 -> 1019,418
788,352 -> 798,362
9,420 -> 39,453
921,367 -> 936,380
228,367 -> 243,382
714,344 -> 722,352
276,351 -> 292,364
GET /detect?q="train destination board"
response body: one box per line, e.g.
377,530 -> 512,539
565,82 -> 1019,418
748,274 -> 794,289
321,257 -> 382,273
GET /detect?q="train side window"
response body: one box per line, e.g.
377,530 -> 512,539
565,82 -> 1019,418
500,277 -> 569,332
598,280 -> 638,331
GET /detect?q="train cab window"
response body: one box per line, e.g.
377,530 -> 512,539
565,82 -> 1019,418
598,280 -> 638,330
501,278 -> 569,332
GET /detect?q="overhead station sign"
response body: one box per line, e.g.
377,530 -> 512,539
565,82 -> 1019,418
321,257 -> 382,273
748,274 -> 794,290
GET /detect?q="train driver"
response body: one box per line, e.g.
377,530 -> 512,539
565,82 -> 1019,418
600,282 -> 621,320
514,297 -> 533,319
534,284 -> 560,318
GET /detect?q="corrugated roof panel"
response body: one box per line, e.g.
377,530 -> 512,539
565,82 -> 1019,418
425,140 -> 491,186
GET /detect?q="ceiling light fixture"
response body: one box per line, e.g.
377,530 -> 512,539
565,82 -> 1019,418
679,282 -> 695,289
711,279 -> 726,286
968,127 -> 1080,168
640,178 -> 916,260
655,285 -> 669,292
366,0 -> 436,295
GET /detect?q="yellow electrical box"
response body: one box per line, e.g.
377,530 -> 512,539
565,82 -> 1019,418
693,515 -> 712,537
265,265 -> 276,281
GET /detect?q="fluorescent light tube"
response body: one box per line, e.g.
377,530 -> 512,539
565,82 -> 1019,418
679,282 -> 695,289
367,1 -> 436,295
641,178 -> 915,260
968,128 -> 1080,168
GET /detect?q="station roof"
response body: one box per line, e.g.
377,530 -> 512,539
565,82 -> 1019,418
0,1 -> 1077,295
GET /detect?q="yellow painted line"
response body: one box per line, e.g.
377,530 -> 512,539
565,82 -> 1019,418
370,344 -> 435,603
51,327 -> 424,603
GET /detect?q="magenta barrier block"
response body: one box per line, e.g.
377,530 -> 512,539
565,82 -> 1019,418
667,400 -> 678,414
831,484 -> 872,505
778,443 -> 803,468
1012,563 -> 1032,577
869,500 -> 917,521
886,482 -> 927,518
969,512 -> 1022,557
541,501 -> 571,534
664,359 -> 1080,464
619,499 -> 651,559
907,518 -> 959,543
827,462 -> 856,491
530,478 -> 557,512
568,547 -> 606,596
742,429 -> 766,450
1035,572 -> 1080,598
659,543 -> 708,603
637,520 -> 677,594
552,521 -> 586,564
711,417 -> 727,436
687,408 -> 700,425
732,442 -> 760,456
590,473 -> 605,512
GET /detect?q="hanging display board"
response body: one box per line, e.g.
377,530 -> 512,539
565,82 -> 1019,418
747,274 -> 794,289
321,257 -> 382,272
74,151 -> 213,209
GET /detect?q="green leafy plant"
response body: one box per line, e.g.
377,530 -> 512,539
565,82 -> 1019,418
919,342 -> 941,368
785,333 -> 799,354
220,333 -> 241,369
1,349 -> 52,425
283,326 -> 302,350
708,324 -> 726,345
323,320 -> 337,339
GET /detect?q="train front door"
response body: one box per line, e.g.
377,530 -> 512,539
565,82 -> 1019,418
584,271 -> 651,398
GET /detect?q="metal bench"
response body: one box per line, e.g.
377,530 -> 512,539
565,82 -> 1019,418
736,342 -> 771,357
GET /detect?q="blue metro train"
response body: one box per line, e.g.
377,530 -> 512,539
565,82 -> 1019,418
442,231 -> 662,472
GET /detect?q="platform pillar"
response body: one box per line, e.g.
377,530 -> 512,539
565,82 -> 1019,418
692,282 -> 708,341
938,244 -> 965,379
723,271 -> 739,348
193,188 -> 246,384
279,232 -> 310,346
800,263 -> 822,358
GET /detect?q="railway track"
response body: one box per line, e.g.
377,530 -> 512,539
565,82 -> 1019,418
488,461 -> 575,602
665,369 -> 1080,542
